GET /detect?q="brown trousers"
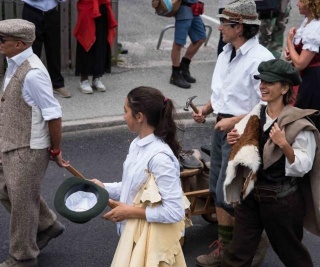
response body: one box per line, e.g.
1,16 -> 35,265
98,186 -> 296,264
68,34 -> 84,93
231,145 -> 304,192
0,147 -> 56,260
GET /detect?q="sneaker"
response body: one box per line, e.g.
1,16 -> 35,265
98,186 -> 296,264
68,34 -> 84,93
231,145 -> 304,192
0,257 -> 37,267
92,78 -> 106,92
79,80 -> 93,94
37,220 -> 65,250
53,87 -> 71,98
196,239 -> 224,267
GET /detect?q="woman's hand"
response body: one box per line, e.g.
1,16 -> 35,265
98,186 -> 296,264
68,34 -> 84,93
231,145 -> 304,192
227,129 -> 240,145
269,123 -> 287,147
287,27 -> 296,43
284,47 -> 291,61
91,178 -> 105,188
103,200 -> 131,222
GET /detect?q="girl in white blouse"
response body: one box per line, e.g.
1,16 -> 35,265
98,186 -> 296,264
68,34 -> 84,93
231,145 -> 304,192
92,86 -> 186,267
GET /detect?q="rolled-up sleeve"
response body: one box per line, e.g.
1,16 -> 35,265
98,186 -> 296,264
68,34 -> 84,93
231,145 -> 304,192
285,131 -> 316,177
23,69 -> 62,120
145,154 -> 184,223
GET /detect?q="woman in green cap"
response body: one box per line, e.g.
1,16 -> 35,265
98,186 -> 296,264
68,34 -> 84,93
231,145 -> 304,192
221,59 -> 320,266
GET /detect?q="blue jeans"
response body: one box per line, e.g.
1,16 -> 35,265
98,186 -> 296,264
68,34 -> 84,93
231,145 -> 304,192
209,128 -> 234,215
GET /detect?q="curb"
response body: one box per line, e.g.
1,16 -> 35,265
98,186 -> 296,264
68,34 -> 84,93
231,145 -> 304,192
62,109 -> 216,133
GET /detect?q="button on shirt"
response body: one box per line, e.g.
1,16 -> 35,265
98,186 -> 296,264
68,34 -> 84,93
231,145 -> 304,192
3,47 -> 62,121
104,134 -> 184,235
22,0 -> 66,11
210,36 -> 274,116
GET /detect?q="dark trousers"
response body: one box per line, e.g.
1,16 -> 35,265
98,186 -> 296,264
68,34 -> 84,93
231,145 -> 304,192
222,191 -> 313,267
22,3 -> 64,89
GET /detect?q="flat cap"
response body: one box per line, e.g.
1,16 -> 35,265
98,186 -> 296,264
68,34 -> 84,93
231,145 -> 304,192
0,19 -> 35,43
254,59 -> 301,86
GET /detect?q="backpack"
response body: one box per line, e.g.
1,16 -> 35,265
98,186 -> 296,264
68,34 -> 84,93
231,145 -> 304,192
255,0 -> 281,19
152,0 -> 182,17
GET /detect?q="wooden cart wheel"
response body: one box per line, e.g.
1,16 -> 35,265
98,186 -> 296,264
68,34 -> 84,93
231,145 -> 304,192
201,213 -> 218,224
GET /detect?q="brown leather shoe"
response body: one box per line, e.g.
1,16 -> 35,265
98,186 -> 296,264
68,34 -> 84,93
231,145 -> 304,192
0,257 -> 37,267
53,87 -> 71,98
37,220 -> 65,250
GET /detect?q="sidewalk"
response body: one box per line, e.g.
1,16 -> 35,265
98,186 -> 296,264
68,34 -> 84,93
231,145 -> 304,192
59,60 -> 216,133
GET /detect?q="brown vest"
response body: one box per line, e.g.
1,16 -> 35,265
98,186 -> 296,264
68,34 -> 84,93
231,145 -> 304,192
0,59 -> 32,152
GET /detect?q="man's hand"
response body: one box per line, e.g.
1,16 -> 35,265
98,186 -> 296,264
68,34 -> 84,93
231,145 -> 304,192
192,109 -> 206,123
215,117 -> 236,132
227,129 -> 240,145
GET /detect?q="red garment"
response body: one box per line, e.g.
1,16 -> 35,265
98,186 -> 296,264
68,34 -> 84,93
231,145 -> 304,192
73,0 -> 118,52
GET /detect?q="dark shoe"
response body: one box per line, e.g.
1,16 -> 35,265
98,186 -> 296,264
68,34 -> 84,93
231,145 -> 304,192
201,144 -> 211,156
170,73 -> 191,89
0,257 -> 37,267
180,61 -> 196,83
179,150 -> 202,169
251,231 -> 269,267
37,221 -> 65,250
196,239 -> 224,267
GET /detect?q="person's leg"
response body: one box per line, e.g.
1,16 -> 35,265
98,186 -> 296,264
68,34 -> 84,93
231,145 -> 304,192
180,15 -> 206,83
170,19 -> 191,89
1,148 -> 55,261
22,3 -> 44,58
196,129 -> 235,267
43,8 -> 65,90
222,194 -> 263,267
262,191 -> 313,267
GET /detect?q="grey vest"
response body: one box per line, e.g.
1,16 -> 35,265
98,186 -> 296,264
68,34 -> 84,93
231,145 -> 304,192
0,59 -> 32,152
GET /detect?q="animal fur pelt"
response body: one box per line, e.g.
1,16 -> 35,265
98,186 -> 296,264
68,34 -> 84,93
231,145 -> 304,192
224,114 -> 261,204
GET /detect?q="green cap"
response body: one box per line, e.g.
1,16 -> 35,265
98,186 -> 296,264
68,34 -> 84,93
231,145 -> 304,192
254,59 -> 301,86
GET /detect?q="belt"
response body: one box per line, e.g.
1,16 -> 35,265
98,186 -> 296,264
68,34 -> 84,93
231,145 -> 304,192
216,113 -> 234,123
24,3 -> 58,15
308,61 -> 320,68
253,184 -> 298,203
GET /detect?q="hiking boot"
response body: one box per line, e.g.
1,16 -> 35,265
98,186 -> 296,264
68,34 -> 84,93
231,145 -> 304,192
196,239 -> 224,267
251,231 -> 270,267
79,80 -> 93,94
170,73 -> 191,89
37,220 -> 65,250
180,62 -> 196,83
0,257 -> 37,267
53,87 -> 71,98
180,57 -> 196,83
92,78 -> 106,92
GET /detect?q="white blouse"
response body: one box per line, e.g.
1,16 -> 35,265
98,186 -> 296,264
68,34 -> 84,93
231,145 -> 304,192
294,17 -> 320,52
104,134 -> 184,235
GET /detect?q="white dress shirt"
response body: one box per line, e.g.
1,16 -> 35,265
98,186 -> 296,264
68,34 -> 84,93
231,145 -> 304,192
104,134 -> 185,235
22,0 -> 66,11
210,36 -> 274,116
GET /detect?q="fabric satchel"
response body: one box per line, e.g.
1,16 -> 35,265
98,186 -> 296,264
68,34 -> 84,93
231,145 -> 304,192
152,0 -> 182,17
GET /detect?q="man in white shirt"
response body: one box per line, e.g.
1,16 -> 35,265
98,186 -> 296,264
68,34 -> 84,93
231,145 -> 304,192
192,0 -> 274,266
0,19 -> 69,267
22,0 -> 71,98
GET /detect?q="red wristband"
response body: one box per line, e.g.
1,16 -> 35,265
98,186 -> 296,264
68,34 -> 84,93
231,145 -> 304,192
50,147 -> 61,156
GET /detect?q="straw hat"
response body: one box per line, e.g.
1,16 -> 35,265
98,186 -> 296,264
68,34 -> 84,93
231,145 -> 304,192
217,0 -> 261,25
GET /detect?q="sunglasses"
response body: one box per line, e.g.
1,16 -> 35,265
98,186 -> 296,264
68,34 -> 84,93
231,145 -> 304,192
0,35 -> 26,45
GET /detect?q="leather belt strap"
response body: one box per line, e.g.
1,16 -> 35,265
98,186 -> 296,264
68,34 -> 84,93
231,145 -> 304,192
253,184 -> 298,203
24,3 -> 58,15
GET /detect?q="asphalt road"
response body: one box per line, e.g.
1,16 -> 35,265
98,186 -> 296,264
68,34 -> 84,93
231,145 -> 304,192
1,124 -> 320,266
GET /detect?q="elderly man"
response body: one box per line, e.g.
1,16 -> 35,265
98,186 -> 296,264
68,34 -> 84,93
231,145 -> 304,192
192,0 -> 274,266
0,19 -> 68,267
